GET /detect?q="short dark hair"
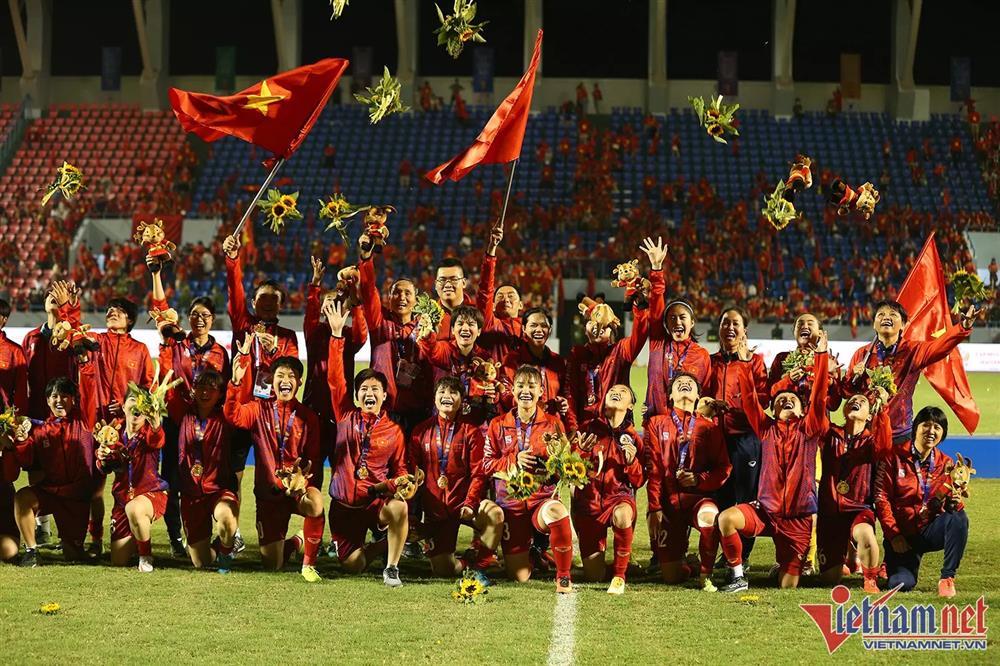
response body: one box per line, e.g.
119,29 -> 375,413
390,277 -> 416,292
45,376 -> 78,399
188,297 -> 216,317
270,356 -> 303,379
608,382 -> 636,404
0,298 -> 10,318
354,368 -> 389,394
193,369 -> 225,391
108,297 -> 138,331
521,306 -> 552,327
494,282 -> 520,297
434,375 -> 465,398
794,311 -> 824,330
719,306 -> 751,328
253,279 -> 286,305
669,372 -> 702,398
436,257 -> 465,278
873,300 -> 909,324
912,406 -> 949,444
512,364 -> 542,384
452,305 -> 484,329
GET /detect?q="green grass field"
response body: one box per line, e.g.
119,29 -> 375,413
2,474 -> 998,664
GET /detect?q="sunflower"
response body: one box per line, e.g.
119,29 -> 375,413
707,123 -> 725,137
40,602 -> 61,615
452,575 -> 488,603
570,461 -> 587,478
256,189 -> 303,233
279,194 -> 296,209
41,161 -> 86,205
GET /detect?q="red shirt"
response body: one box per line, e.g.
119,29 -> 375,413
409,415 -> 486,520
500,342 -> 573,431
151,297 -> 230,392
703,351 -> 768,437
644,409 -> 729,513
477,254 -> 522,360
23,325 -> 74,420
92,331 -> 155,416
875,446 -> 962,540
819,411 -> 892,515
0,331 -> 27,413
572,416 -> 645,517
418,337 -> 506,426
97,423 -> 167,505
482,408 -> 563,515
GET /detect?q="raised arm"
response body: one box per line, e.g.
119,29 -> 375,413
357,255 -> 386,334
304,285 -> 322,340
619,305 -> 650,363
157,341 -> 189,422
477,220 -> 503,330
222,337 -> 257,430
639,236 -> 668,342
805,338 -> 831,437
736,362 -> 768,439
223,234 -> 250,335
911,320 -> 972,370
324,301 -> 355,421
77,354 -> 99,430
348,305 -> 368,350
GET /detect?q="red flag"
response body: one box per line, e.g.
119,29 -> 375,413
168,59 -> 349,159
426,30 -> 543,184
897,233 -> 980,433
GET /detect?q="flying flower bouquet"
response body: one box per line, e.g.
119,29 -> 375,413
780,347 -> 815,377
41,161 -> 85,206
866,366 -> 898,400
543,431 -> 592,494
256,189 -> 302,234
688,95 -> 740,144
413,292 -> 445,340
949,270 -> 988,314
763,181 -> 798,230
451,573 -> 489,604
318,193 -> 367,243
328,0 -> 348,19
435,0 -> 488,59
354,67 -> 409,125
126,360 -> 183,419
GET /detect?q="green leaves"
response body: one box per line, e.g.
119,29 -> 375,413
354,67 -> 409,125
434,0 -> 488,58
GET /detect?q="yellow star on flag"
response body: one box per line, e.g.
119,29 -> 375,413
244,80 -> 286,115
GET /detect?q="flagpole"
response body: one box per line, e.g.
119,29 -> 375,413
232,157 -> 286,237
496,158 -> 519,230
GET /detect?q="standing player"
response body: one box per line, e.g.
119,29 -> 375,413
325,302 -> 411,587
482,365 -> 573,592
0,298 -> 28,413
572,383 -> 645,594
816,390 -> 892,592
847,301 -> 975,444
477,222 -> 524,359
645,373 -> 730,589
716,331 -> 830,591
225,341 -> 325,581
500,308 -> 573,430
875,407 -> 969,598
767,312 -> 842,411
408,376 -> 503,576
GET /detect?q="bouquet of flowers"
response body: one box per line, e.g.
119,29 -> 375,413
865,365 -> 898,400
318,193 -> 367,243
354,67 -> 409,125
256,189 -> 302,233
41,161 -> 85,205
543,431 -> 592,494
328,0 -> 348,19
688,95 -> 740,144
949,270 -> 988,314
780,347 -> 815,377
0,405 -> 29,442
499,467 -> 541,501
126,360 -> 183,419
451,574 -> 489,604
763,181 -> 798,230
413,292 -> 445,340
434,0 -> 488,59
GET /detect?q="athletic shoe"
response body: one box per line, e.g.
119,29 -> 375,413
767,562 -> 781,579
301,565 -> 322,583
700,577 -> 718,592
215,553 -> 234,574
138,556 -> 154,573
35,526 -> 50,546
556,576 -> 574,594
862,577 -> 881,594
19,549 -> 38,568
938,577 -> 956,598
383,565 -> 403,588
719,576 -> 749,593
646,552 -> 660,576
403,542 -> 424,560
325,541 -> 339,559
530,545 -> 553,573
232,532 -> 246,555
469,568 -> 492,588
170,537 -> 186,559
800,562 -> 816,577
87,540 -> 103,559
607,576 -> 625,595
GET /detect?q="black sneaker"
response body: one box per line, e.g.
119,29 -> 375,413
403,542 -> 424,560
646,552 -> 661,576
325,541 -> 339,559
719,575 -> 749,593
87,540 -> 103,559
232,533 -> 246,555
383,565 -> 403,588
19,549 -> 38,568
170,537 -> 186,558
35,526 -> 50,546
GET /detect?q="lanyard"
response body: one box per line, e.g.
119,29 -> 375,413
357,413 -> 382,467
664,341 -> 690,381
186,338 -> 214,381
671,410 -> 696,469
586,364 -> 600,405
875,339 -> 898,363
430,420 -> 456,478
514,414 -> 535,452
189,416 -> 208,467
912,446 -> 935,506
272,404 -> 296,458
395,325 -> 418,362
123,428 -> 140,494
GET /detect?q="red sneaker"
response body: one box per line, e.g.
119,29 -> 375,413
938,577 -> 956,598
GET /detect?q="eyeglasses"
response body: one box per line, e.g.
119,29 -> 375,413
189,312 -> 214,321
435,277 -> 465,286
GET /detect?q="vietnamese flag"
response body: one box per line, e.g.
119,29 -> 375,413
426,30 -> 543,184
168,58 -> 349,159
897,233 -> 980,433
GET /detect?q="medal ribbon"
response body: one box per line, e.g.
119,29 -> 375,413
433,421 -> 456,479
670,410 -> 696,469
272,404 -> 296,459
189,416 -> 208,474
586,365 -> 599,405
123,429 -> 140,497
357,413 -> 382,471
514,414 -> 535,452
912,445 -> 935,507
664,341 -> 690,382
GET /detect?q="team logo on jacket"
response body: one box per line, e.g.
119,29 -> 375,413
620,434 -> 633,447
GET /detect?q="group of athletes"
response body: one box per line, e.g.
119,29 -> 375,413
0,222 -> 980,597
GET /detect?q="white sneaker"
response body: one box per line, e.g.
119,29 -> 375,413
383,565 -> 403,587
138,556 -> 154,573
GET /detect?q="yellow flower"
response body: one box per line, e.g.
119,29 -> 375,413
707,123 -> 724,137
279,194 -> 297,209
271,202 -> 287,219
739,594 -> 760,605
40,602 -> 61,615
570,461 -> 587,478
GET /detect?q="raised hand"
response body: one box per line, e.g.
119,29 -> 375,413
961,304 -> 982,330
310,256 -> 326,286
323,300 -> 347,337
222,234 -> 241,259
231,336 -> 252,385
358,233 -> 374,260
639,236 -> 668,271
49,280 -> 71,307
487,219 -> 504,255
814,329 -> 829,354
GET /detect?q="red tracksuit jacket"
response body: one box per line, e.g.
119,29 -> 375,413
500,342 -> 574,431
645,270 -> 711,419
874,446 -> 963,540
703,351 -> 769,437
408,415 -> 487,521
476,254 -> 522,360
739,351 -> 830,518
482,408 -> 563,515
97,423 -> 167,506
302,284 -> 367,423
327,336 -> 407,507
417,337 -> 507,426
572,416 -> 645,517
819,410 -> 893,515
0,331 -> 27,413
644,409 -> 730,514
768,348 -> 844,413
23,324 -> 74,420
151,296 -> 231,391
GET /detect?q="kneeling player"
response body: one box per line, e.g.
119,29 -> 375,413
572,383 -> 645,594
225,345 -> 325,581
326,302 -> 410,587
816,390 -> 892,592
717,332 -> 830,591
160,349 -> 239,571
409,376 -> 503,576
13,370 -> 100,565
483,365 -> 573,592
646,373 -> 730,589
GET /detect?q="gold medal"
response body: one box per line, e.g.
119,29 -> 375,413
191,463 -> 204,478
836,480 -> 850,495
127,487 -> 135,500
357,465 -> 369,480
437,474 -> 449,490
587,394 -> 596,405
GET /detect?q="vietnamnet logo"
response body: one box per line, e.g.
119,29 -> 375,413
800,585 -> 988,653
